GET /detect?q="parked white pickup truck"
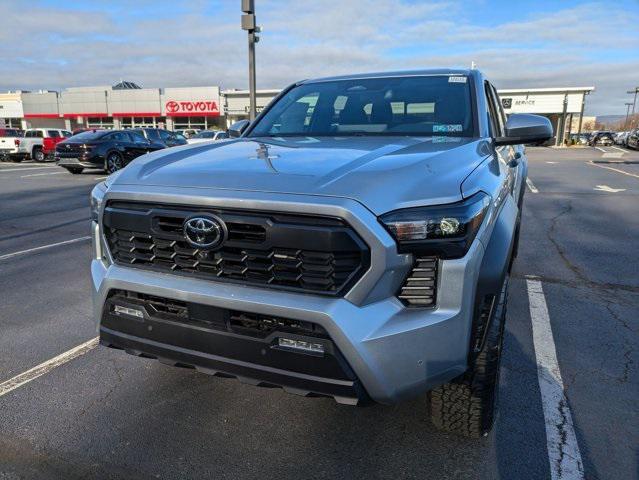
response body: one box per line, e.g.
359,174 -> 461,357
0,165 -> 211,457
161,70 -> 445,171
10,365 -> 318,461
0,128 -> 24,161
2,128 -> 72,162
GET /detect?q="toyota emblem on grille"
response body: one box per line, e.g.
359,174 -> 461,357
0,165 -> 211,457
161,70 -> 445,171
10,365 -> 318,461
183,215 -> 226,249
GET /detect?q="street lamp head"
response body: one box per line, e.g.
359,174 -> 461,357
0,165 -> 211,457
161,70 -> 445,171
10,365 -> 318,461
242,0 -> 254,13
241,13 -> 256,30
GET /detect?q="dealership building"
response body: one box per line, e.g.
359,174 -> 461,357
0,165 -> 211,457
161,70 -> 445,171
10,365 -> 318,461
0,82 -> 280,132
1,81 -> 594,145
498,86 -> 595,145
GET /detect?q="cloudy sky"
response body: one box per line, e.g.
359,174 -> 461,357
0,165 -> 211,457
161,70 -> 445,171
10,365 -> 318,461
1,0 -> 638,115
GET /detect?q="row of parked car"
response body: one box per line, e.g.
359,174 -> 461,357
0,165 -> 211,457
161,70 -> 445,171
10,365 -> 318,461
612,129 -> 639,148
0,127 -> 230,173
587,129 -> 639,148
0,127 -> 73,162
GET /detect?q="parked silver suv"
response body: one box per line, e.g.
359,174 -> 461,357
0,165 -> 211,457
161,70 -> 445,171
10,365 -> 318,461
90,69 -> 552,437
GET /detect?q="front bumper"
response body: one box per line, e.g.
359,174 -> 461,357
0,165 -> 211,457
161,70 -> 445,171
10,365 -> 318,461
100,290 -> 366,404
91,186 -> 485,404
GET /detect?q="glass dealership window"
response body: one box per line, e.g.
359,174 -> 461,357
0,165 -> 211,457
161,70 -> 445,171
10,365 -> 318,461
2,118 -> 22,128
120,117 -> 157,129
119,117 -> 132,129
135,117 -> 156,128
172,116 -> 208,130
87,117 -> 115,129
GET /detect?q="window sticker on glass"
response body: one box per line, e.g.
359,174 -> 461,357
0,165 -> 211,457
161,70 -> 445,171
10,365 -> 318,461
433,124 -> 463,133
432,136 -> 463,143
448,76 -> 467,83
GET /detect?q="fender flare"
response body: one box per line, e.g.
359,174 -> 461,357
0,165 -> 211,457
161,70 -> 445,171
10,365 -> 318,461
469,197 -> 518,358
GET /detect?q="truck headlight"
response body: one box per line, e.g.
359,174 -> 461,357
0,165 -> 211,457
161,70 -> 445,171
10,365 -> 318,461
379,192 -> 490,259
90,170 -> 122,222
90,181 -> 107,222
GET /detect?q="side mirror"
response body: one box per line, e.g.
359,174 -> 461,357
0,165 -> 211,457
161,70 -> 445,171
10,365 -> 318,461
228,120 -> 250,138
495,113 -> 553,146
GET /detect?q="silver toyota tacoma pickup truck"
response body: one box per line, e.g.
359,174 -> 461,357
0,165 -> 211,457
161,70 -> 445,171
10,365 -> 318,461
90,69 -> 552,437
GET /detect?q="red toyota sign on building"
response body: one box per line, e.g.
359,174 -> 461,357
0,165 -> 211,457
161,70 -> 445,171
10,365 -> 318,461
164,100 -> 220,117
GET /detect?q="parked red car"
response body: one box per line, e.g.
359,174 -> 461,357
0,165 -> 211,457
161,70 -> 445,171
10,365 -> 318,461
42,130 -> 73,158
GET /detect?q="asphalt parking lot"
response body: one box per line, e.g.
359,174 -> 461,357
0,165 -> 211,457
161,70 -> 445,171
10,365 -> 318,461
0,146 -> 637,480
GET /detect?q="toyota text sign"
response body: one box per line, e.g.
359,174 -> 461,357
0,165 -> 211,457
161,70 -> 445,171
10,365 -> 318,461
165,100 -> 220,117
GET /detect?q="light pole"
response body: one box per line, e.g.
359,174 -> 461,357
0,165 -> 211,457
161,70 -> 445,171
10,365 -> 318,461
627,87 -> 639,115
241,0 -> 260,121
624,103 -> 633,130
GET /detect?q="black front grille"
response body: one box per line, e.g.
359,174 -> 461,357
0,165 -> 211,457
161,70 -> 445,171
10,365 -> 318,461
103,202 -> 369,296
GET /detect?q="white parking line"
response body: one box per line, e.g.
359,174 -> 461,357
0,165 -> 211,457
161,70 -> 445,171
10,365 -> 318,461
594,146 -> 607,153
594,185 -> 625,193
526,177 -> 539,193
588,161 -> 639,180
0,166 -> 57,173
610,146 -> 628,153
0,236 -> 91,261
527,279 -> 584,480
0,337 -> 99,397
0,162 -> 53,167
20,171 -> 66,178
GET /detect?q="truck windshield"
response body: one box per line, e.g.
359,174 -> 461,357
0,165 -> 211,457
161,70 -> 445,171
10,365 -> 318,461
249,75 -> 474,137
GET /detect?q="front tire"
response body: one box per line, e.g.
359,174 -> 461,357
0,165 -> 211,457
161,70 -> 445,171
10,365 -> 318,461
106,152 -> 123,173
429,277 -> 508,438
33,148 -> 45,162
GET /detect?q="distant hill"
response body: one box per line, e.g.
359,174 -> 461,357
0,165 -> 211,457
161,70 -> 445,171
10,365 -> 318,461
596,115 -> 625,126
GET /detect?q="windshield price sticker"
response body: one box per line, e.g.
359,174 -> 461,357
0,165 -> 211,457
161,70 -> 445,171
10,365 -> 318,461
448,76 -> 467,83
433,124 -> 463,133
432,136 -> 462,143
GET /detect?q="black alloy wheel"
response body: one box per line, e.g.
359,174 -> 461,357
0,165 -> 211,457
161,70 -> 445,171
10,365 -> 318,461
106,152 -> 124,173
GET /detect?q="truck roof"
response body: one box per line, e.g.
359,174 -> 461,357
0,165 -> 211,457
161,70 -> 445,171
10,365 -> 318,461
301,68 -> 476,84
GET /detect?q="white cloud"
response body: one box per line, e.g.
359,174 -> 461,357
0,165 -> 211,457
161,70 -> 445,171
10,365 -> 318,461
0,0 -> 637,115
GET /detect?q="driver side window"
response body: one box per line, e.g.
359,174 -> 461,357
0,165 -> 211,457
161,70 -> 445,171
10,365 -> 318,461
484,82 -> 502,138
111,132 -> 128,142
490,85 -> 506,135
130,132 -> 149,144
159,130 -> 173,141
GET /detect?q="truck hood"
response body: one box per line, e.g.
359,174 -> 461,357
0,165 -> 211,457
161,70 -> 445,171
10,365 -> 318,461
112,136 -> 491,215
